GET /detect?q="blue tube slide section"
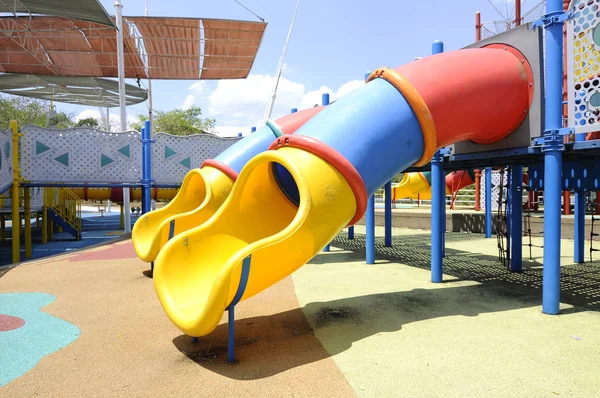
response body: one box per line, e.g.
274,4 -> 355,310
214,124 -> 280,174
277,77 -> 424,200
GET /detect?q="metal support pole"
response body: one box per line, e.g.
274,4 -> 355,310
366,195 -> 375,264
485,167 -> 493,238
506,167 -> 512,263
42,206 -> 47,244
574,192 -> 585,263
431,150 -> 444,283
384,180 -> 392,247
24,187 -> 31,258
1,216 -> 5,242
474,169 -> 482,210
475,11 -> 482,42
322,92 -> 332,252
431,39 -> 445,277
11,120 -> 20,264
542,0 -> 565,315
510,166 -> 523,272
141,120 -> 152,214
115,0 -> 131,233
228,307 -> 235,362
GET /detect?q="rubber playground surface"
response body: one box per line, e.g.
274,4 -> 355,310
1,226 -> 599,397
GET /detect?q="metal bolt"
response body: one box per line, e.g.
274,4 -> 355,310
504,46 -> 508,50
529,83 -> 533,87
183,237 -> 188,246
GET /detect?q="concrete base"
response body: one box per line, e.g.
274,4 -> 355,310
356,208 -> 591,240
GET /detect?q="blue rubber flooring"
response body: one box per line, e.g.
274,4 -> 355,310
0,212 -> 139,267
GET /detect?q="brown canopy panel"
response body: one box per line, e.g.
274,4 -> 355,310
0,0 -> 114,27
0,16 -> 266,80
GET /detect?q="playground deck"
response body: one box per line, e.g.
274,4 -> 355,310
1,227 -> 599,397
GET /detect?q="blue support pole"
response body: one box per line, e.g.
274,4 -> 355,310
366,195 -> 376,264
442,192 -> 446,257
322,92 -> 332,252
485,167 -> 493,238
431,151 -> 444,283
542,0 -> 565,315
430,40 -> 444,282
384,180 -> 392,247
506,167 -> 512,263
226,256 -> 251,362
574,192 -> 585,263
510,165 -> 523,272
141,120 -> 152,214
237,132 -> 242,137
251,126 -> 256,133
348,226 -> 354,240
291,108 -> 298,113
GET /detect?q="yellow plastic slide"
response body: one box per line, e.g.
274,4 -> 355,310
393,172 -> 432,200
132,166 -> 234,263
153,147 -> 357,336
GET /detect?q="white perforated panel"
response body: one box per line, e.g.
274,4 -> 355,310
480,170 -> 506,211
0,127 -> 12,193
20,126 -> 142,183
152,133 -> 239,184
568,0 -> 600,133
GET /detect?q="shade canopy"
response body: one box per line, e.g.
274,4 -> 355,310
0,0 -> 114,27
0,73 -> 148,107
0,15 -> 267,80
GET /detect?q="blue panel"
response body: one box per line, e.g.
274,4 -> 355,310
528,159 -> 600,192
293,78 -> 424,196
214,125 -> 278,173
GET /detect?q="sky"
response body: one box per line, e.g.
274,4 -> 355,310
62,0 -> 527,136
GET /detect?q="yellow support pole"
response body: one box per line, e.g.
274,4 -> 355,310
10,120 -> 21,264
24,187 -> 31,258
48,219 -> 54,241
42,206 -> 47,244
120,204 -> 124,230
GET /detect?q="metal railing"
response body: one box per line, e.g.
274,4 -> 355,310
44,187 -> 82,233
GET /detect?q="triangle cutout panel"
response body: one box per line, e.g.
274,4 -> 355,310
117,144 -> 130,158
54,153 -> 69,167
165,146 -> 176,159
101,154 -> 114,167
179,157 -> 191,169
36,140 -> 50,155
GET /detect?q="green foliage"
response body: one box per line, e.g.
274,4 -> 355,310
75,117 -> 99,127
0,95 -> 74,129
131,106 -> 216,135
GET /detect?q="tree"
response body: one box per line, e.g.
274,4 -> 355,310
75,117 -> 99,127
130,106 -> 216,135
0,95 -> 74,129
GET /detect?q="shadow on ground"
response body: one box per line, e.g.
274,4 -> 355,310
173,231 -> 600,379
331,232 -> 600,311
173,281 -> 541,380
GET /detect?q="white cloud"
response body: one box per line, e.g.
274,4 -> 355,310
184,73 -> 365,136
181,94 -> 195,110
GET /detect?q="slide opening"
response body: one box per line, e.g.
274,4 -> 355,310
271,162 -> 300,206
157,160 -> 301,325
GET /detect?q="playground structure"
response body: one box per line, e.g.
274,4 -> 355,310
2,0 -> 600,366
135,0 -> 600,363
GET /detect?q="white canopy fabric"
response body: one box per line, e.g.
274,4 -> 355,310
0,73 -> 148,107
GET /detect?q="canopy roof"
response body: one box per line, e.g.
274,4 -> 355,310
0,15 -> 267,80
0,0 -> 114,27
0,73 -> 148,107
